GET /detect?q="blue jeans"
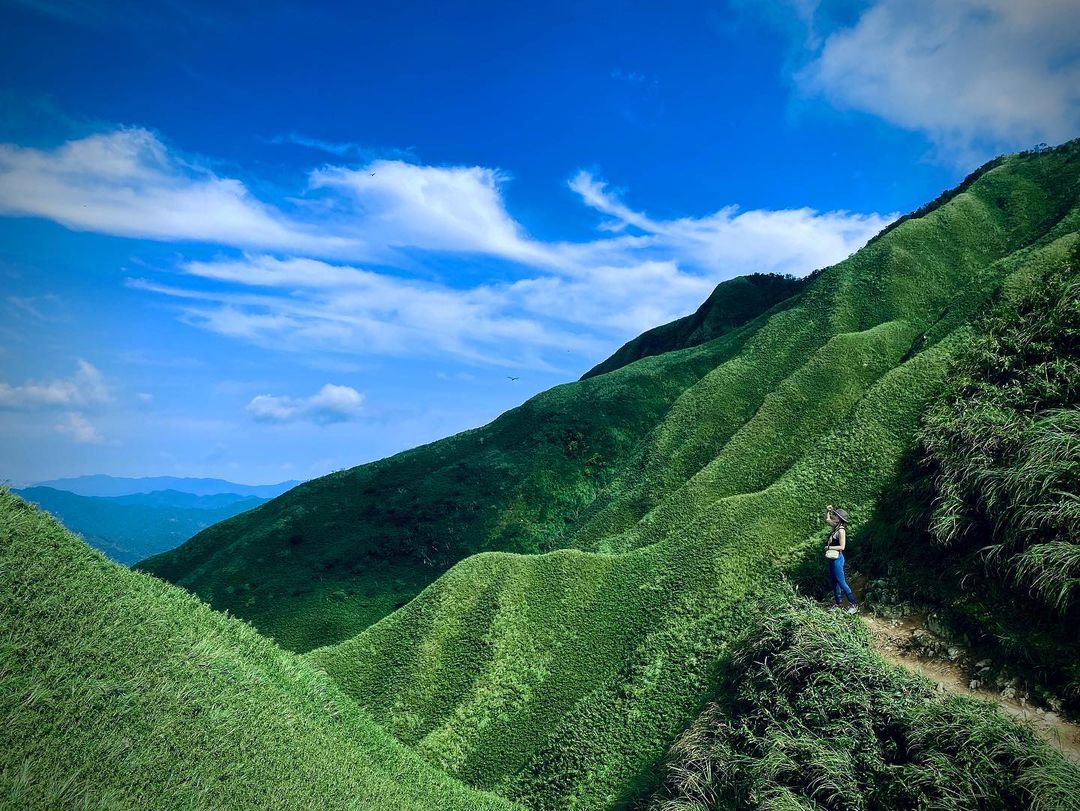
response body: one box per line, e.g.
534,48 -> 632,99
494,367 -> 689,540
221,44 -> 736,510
830,553 -> 855,605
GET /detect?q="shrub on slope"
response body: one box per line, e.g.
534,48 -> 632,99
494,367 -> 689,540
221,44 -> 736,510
919,245 -> 1080,612
0,491 -> 517,811
646,595 -> 1080,811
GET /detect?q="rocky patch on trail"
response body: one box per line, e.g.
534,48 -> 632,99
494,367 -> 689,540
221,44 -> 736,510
861,577 -> 1068,715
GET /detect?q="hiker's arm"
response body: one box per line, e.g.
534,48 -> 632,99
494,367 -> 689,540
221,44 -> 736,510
837,527 -> 846,551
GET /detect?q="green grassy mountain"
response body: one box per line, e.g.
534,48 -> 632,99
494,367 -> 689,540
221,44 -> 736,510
13,486 -> 267,564
580,272 -> 805,379
133,141 -> 1080,809
0,490 -> 518,810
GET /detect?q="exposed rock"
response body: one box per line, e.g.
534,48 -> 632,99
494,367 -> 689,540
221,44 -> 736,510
925,612 -> 950,638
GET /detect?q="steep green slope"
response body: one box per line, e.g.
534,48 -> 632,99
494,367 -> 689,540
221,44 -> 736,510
13,486 -> 266,564
303,142 -> 1080,809
0,490 -> 518,811
565,144 -> 1080,552
308,329 -> 961,808
580,272 -> 804,379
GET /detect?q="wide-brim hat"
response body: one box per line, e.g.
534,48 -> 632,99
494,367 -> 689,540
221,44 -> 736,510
832,507 -> 850,524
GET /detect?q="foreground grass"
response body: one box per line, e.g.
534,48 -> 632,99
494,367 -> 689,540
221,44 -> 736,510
0,490 -> 519,810
646,593 -> 1080,811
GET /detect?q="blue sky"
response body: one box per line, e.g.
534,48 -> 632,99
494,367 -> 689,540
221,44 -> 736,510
1,0 -> 1077,485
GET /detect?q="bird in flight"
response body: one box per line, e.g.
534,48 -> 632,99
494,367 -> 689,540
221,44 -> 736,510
370,172 -> 376,177
507,376 -> 519,382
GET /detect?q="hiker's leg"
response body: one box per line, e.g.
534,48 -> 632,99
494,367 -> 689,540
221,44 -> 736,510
830,558 -> 842,605
835,554 -> 856,605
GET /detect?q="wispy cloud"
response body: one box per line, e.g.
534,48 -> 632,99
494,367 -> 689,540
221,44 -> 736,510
263,133 -> 415,161
0,129 -> 364,256
6,293 -> 61,321
55,411 -> 104,443
789,0 -> 1080,163
610,68 -> 653,86
0,359 -> 109,408
127,261 -> 608,370
565,171 -> 892,278
247,384 -> 364,425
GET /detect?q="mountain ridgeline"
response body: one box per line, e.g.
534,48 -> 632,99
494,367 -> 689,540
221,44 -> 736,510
13,486 -> 268,564
6,141 -> 1079,809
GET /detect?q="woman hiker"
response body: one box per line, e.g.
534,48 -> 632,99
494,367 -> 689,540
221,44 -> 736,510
825,505 -> 858,613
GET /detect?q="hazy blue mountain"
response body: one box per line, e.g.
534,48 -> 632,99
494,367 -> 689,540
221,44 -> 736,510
30,475 -> 301,499
13,486 -> 270,564
108,489 -> 266,509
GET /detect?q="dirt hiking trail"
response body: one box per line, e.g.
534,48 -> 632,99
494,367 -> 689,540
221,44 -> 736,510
861,612 -> 1080,764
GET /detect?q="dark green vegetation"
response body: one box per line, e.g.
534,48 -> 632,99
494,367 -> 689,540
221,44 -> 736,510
581,273 -> 805,378
646,595 -> 1080,811
7,141 -> 1073,809
13,486 -> 266,564
853,246 -> 1080,714
139,141 -> 1080,809
0,490 -> 519,810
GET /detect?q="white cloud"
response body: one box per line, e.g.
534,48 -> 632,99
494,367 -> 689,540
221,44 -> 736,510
0,129 -> 555,266
0,359 -> 109,408
795,0 -> 1080,161
0,129 -> 361,256
246,384 -> 365,425
309,160 -> 555,265
55,411 -> 104,444
566,171 -> 891,278
129,262 -> 605,370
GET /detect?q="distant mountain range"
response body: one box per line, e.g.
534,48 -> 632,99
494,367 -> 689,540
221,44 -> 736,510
13,477 -> 301,564
30,475 -> 301,499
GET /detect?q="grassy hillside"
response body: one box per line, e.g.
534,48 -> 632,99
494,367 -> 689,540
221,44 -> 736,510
141,141 -> 1080,808
14,486 -> 266,564
0,490 -> 518,810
